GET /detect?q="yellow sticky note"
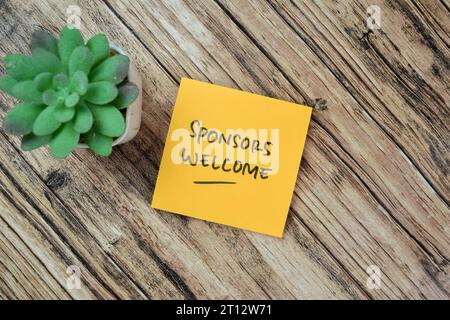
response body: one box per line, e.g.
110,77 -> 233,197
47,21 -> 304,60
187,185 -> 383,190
151,78 -> 312,237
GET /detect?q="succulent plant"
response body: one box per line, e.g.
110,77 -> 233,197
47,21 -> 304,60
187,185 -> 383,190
0,26 -> 139,159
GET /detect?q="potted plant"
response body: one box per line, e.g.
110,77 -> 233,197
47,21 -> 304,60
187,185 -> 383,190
0,26 -> 142,159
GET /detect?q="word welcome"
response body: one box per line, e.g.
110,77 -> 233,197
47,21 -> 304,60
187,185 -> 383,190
180,148 -> 272,179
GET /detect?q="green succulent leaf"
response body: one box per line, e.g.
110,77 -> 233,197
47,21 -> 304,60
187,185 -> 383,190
58,26 -> 84,67
72,103 -> 93,133
69,46 -> 93,76
85,130 -> 113,157
4,54 -> 35,81
2,103 -> 45,135
50,123 -> 80,159
12,81 -> 43,103
31,30 -> 58,55
54,104 -> 75,122
89,54 -> 129,85
32,48 -> 62,75
113,82 -> 139,109
42,89 -> 58,106
89,104 -> 125,137
34,72 -> 53,91
65,93 -> 79,108
0,75 -> 18,96
53,73 -> 69,89
21,133 -> 52,151
86,33 -> 109,66
33,105 -> 61,136
85,81 -> 118,104
70,71 -> 88,95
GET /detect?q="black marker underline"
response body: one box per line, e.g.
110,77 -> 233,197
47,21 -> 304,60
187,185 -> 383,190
193,181 -> 237,184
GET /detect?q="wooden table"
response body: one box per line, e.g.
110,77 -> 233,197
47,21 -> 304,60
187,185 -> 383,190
0,0 -> 448,299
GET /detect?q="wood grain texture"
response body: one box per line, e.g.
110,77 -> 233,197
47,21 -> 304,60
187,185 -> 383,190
0,0 -> 448,299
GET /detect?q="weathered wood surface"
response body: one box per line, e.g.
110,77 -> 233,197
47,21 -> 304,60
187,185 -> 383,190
0,0 -> 448,299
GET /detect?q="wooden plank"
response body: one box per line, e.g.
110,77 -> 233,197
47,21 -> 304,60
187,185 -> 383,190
0,132 -> 149,299
104,0 -> 449,298
296,122 -> 449,298
213,0 -> 449,262
0,211 -> 71,299
267,0 -> 449,203
0,0 -> 368,299
222,3 -> 448,262
0,123 -> 187,298
415,0 -> 450,47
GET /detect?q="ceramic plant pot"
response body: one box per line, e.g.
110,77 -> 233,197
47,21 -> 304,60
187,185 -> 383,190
77,45 -> 142,148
